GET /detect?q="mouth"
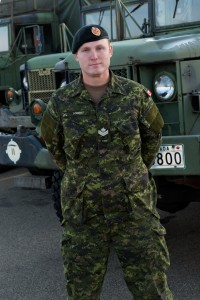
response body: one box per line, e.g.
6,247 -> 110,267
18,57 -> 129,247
90,63 -> 101,67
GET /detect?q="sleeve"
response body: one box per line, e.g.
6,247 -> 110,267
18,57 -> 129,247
41,94 -> 66,172
138,87 -> 164,169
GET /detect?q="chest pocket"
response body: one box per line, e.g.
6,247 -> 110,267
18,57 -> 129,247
62,111 -> 97,160
108,106 -> 141,155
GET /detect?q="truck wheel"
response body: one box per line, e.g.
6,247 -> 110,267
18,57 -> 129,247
156,183 -> 190,213
52,171 -> 63,223
0,166 -> 14,173
29,168 -> 53,176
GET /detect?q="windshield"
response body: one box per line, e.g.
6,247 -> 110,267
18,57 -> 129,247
84,1 -> 148,40
0,25 -> 9,52
155,0 -> 200,27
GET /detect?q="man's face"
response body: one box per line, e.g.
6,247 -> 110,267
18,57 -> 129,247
74,39 -> 113,78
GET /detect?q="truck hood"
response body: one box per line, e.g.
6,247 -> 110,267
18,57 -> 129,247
26,52 -> 72,70
111,28 -> 200,66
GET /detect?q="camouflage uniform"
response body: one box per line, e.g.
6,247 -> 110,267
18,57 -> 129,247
41,71 -> 173,300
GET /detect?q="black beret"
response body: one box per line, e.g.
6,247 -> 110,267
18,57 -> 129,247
72,24 -> 109,54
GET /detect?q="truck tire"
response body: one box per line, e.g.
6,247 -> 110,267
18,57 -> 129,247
156,182 -> 190,213
0,166 -> 13,173
29,168 -> 53,176
52,171 -> 63,223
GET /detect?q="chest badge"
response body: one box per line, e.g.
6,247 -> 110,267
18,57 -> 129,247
98,127 -> 109,136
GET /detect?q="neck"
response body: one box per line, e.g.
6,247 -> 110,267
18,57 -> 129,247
82,70 -> 110,87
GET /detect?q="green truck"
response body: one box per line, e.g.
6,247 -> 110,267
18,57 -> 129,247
0,0 -> 69,118
0,0 -> 80,172
1,0 -> 200,213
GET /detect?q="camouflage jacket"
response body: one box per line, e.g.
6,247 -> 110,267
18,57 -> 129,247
41,71 -> 163,183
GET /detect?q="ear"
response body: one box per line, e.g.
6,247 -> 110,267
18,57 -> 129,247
109,44 -> 113,57
74,53 -> 79,61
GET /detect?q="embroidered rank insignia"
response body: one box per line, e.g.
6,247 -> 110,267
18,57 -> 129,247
98,128 -> 109,136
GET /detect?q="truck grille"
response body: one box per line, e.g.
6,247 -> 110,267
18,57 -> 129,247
28,68 -> 56,103
112,67 -> 128,78
68,67 -> 128,82
28,67 -> 128,104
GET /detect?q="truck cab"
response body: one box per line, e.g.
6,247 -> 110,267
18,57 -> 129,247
0,0 -> 64,118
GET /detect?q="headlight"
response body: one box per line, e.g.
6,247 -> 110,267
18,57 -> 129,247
5,87 -> 20,104
29,99 -> 47,126
23,76 -> 28,90
154,72 -> 176,101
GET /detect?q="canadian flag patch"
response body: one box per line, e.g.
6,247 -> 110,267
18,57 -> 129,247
147,90 -> 152,97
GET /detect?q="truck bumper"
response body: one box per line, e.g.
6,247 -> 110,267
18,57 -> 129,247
151,135 -> 200,176
0,134 -> 58,170
1,134 -> 199,175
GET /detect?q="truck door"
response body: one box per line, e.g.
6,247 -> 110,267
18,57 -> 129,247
19,25 -> 43,54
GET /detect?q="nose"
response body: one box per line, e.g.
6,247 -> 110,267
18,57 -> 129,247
90,49 -> 98,59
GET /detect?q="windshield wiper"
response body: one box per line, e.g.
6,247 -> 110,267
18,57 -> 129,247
173,0 -> 180,18
126,1 -> 144,17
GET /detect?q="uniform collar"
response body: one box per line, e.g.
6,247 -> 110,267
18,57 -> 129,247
68,70 -> 127,98
107,70 -> 127,96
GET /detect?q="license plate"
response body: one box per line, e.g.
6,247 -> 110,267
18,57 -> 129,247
151,144 -> 185,169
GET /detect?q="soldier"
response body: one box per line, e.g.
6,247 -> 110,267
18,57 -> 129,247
41,24 -> 173,300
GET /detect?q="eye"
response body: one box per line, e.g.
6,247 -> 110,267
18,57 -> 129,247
81,48 -> 89,52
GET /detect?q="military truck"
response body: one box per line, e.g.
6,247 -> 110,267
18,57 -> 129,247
0,0 -> 64,118
1,0 -> 200,214
0,0 -> 80,173
52,0 -> 200,213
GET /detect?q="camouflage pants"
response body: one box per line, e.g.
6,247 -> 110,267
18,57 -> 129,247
61,213 -> 173,300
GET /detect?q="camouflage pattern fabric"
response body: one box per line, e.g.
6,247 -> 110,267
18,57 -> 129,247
41,71 -> 173,300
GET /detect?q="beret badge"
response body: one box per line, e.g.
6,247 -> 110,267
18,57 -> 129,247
91,26 -> 101,36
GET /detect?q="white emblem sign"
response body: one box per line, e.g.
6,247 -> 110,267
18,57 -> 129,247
6,139 -> 22,164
